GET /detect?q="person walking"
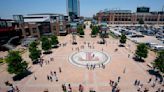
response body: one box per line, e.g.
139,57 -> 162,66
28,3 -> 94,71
68,84 -> 72,92
137,85 -> 141,92
152,82 -> 156,88
47,75 -> 50,81
148,78 -> 152,83
15,86 -> 20,92
86,64 -> 89,70
79,84 -> 84,92
54,71 -> 56,76
137,80 -> 140,86
50,76 -> 53,82
128,54 -> 130,58
34,75 -> 37,80
118,76 -> 121,83
155,77 -> 158,82
109,80 -> 112,86
55,76 -> 58,82
134,80 -> 138,85
62,84 -> 67,92
50,71 -> 53,76
123,67 -> 126,74
59,67 -> 62,73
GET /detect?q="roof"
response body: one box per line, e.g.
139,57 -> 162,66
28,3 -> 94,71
100,10 -> 132,14
27,13 -> 63,16
0,19 -> 13,21
24,17 -> 50,22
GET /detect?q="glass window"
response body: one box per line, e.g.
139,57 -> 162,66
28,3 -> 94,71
60,26 -> 63,30
32,28 -> 37,33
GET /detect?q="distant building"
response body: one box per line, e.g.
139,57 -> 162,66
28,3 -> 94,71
137,7 -> 150,13
0,18 -> 22,51
67,0 -> 80,20
95,7 -> 164,25
0,19 -> 21,45
14,13 -> 70,38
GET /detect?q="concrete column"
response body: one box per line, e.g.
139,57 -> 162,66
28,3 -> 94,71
20,23 -> 26,38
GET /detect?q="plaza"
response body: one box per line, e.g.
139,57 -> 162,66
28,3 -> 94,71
0,22 -> 163,92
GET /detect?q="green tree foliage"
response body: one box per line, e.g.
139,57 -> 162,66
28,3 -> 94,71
153,50 -> 164,73
79,29 -> 85,35
83,25 -> 86,29
91,26 -> 99,35
135,43 -> 148,60
50,35 -> 59,45
29,49 -> 41,61
120,34 -> 127,44
29,41 -> 37,52
41,37 -> 51,51
29,41 -> 41,62
138,18 -> 144,25
77,25 -> 85,35
6,51 -> 28,75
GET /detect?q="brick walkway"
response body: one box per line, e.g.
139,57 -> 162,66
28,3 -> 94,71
0,22 -> 163,92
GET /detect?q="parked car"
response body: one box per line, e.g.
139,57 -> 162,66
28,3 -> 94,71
154,45 -> 164,51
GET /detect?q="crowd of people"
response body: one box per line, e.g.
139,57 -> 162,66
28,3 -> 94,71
86,63 -> 105,70
134,76 -> 164,92
109,76 -> 121,92
4,81 -> 20,92
61,84 -> 84,92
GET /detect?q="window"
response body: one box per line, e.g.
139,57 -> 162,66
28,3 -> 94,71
59,16 -> 63,21
53,25 -> 56,31
60,26 -> 63,31
32,28 -> 37,33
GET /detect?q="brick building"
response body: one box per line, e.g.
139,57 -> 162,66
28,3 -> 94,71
95,7 -> 164,25
13,13 -> 70,38
0,19 -> 21,45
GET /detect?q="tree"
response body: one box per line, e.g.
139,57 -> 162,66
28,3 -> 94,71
29,49 -> 41,62
50,35 -> 59,46
91,26 -> 99,35
138,18 -> 144,25
29,41 -> 37,52
77,25 -> 85,36
6,51 -> 28,75
120,34 -> 127,45
135,43 -> 148,60
83,25 -> 86,29
29,41 -> 41,62
153,50 -> 164,73
41,37 -> 51,52
79,29 -> 85,35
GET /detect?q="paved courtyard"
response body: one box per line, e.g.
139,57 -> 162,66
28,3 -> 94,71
0,22 -> 163,92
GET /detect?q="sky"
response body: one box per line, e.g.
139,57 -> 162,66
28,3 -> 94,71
0,0 -> 163,19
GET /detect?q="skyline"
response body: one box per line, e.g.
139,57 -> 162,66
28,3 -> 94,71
0,0 -> 164,19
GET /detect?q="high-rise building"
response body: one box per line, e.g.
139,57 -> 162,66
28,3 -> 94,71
67,0 -> 80,19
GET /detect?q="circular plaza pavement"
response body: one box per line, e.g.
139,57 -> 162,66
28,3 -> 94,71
69,50 -> 110,67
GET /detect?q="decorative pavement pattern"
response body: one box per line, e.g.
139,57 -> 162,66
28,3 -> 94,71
0,21 -> 163,92
69,50 -> 110,67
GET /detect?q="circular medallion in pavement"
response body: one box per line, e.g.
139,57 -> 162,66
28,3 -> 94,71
69,50 -> 110,67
